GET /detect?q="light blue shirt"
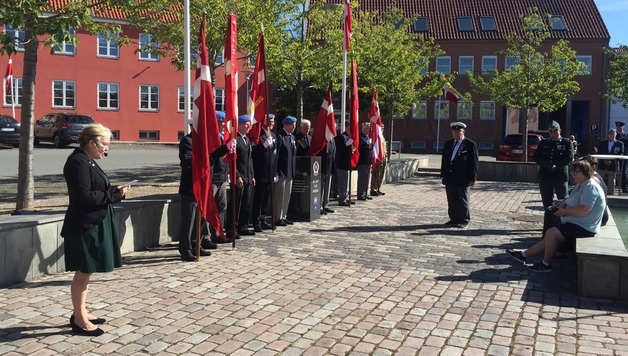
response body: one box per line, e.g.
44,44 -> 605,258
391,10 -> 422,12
561,178 -> 606,234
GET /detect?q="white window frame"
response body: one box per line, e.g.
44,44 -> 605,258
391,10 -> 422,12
577,55 -> 592,75
97,32 -> 119,58
459,56 -> 474,74
505,56 -> 519,71
4,25 -> 26,51
481,56 -> 497,74
53,28 -> 75,55
139,85 -> 160,111
214,88 -> 225,112
52,80 -> 76,108
434,100 -> 450,119
97,82 -> 119,110
178,86 -> 194,112
480,101 -> 496,120
436,56 -> 451,75
4,77 -> 22,107
139,33 -> 159,61
215,51 -> 224,65
457,101 -> 472,120
412,101 -> 427,119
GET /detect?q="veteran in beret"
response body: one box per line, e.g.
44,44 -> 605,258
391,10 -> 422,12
440,122 -> 479,229
273,115 -> 297,226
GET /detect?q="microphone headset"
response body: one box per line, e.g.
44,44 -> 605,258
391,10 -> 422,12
93,141 -> 109,157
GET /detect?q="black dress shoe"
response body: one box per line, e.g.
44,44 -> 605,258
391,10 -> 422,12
275,220 -> 287,226
444,221 -> 457,226
70,314 -> 106,325
70,316 -> 105,337
200,248 -> 211,256
370,190 -> 379,196
253,224 -> 263,232
366,196 -> 373,200
357,197 -> 367,201
201,240 -> 218,250
378,191 -> 385,196
261,221 -> 274,229
238,229 -> 256,236
283,219 -> 294,225
324,207 -> 335,213
180,253 -> 196,262
338,202 -> 350,207
349,201 -> 356,205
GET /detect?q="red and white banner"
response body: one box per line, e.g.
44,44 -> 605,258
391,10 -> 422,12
344,0 -> 353,52
369,86 -> 384,168
307,82 -> 337,156
350,59 -> 360,168
246,32 -> 268,145
443,83 -> 460,103
192,15 -> 224,239
224,13 -> 238,144
4,57 -> 13,95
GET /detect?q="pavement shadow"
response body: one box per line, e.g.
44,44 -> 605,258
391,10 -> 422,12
0,325 -> 71,341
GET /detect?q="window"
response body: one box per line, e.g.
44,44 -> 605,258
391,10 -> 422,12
549,15 -> 567,30
436,56 -> 451,74
53,28 -> 75,55
505,56 -> 519,71
111,130 -> 120,141
393,115 -> 405,120
459,56 -> 474,74
139,85 -> 159,111
411,141 -> 426,149
577,55 -> 592,75
481,56 -> 497,74
457,101 -> 472,120
214,88 -> 225,111
457,16 -> 474,32
139,131 -> 160,140
4,25 -> 26,51
480,101 -> 496,120
139,33 -> 159,61
434,100 -> 449,119
414,17 -> 429,32
52,80 -> 76,108
418,57 -> 428,75
98,83 -> 119,110
97,32 -> 119,58
479,16 -> 496,31
4,77 -> 22,106
215,51 -> 224,65
178,87 -> 194,112
412,101 -> 427,119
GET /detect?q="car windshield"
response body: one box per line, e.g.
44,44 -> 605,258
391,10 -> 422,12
0,116 -> 17,123
503,135 -> 541,145
67,116 -> 94,124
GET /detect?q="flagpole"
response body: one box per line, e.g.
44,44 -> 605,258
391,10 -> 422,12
11,81 -> 15,119
183,0 -> 191,135
341,52 -> 347,131
436,95 -> 441,153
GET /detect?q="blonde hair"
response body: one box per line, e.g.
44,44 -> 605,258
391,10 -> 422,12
78,123 -> 112,148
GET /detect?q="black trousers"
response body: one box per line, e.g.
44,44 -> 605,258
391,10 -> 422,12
179,194 -> 197,255
226,183 -> 252,233
251,180 -> 272,224
445,184 -> 470,224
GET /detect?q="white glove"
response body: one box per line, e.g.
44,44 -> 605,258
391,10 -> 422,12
227,139 -> 236,152
346,138 -> 354,146
263,136 -> 273,148
367,138 -> 372,144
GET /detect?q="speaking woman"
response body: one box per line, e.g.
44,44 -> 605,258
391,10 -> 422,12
61,124 -> 129,336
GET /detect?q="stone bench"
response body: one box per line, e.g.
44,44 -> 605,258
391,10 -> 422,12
576,213 -> 628,300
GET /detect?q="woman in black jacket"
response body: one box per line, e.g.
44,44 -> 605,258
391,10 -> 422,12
61,124 -> 129,336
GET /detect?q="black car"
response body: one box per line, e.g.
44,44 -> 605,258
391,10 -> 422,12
34,113 -> 95,147
0,115 -> 21,147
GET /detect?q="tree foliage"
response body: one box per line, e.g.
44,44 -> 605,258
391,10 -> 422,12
468,7 -> 584,113
605,45 -> 628,109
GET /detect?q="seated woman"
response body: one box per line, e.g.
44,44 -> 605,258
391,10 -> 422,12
507,159 -> 606,272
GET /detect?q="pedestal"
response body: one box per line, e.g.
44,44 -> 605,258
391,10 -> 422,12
288,156 -> 322,222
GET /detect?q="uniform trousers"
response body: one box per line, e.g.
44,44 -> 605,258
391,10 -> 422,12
179,194 -> 197,255
539,179 -> 568,208
273,177 -> 292,221
370,160 -> 386,192
321,173 -> 332,209
252,181 -> 272,224
209,182 -> 227,237
357,164 -> 371,199
226,183 -> 251,234
445,184 -> 471,225
336,169 -> 350,203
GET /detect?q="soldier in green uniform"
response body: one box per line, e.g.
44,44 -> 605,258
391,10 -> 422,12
533,121 -> 574,208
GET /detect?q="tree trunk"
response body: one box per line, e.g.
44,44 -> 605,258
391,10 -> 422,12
15,19 -> 38,212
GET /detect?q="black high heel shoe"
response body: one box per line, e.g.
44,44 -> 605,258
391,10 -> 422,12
69,316 -> 105,336
70,314 -> 106,325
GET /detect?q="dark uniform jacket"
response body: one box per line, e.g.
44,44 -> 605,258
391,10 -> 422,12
597,139 -> 624,171
319,139 -> 336,176
235,133 -> 255,184
61,148 -> 123,237
178,134 -> 194,196
358,132 -> 373,166
294,132 -> 312,156
534,137 -> 574,182
210,136 -> 229,185
252,131 -> 278,183
334,131 -> 353,171
440,137 -> 479,187
276,128 -> 296,179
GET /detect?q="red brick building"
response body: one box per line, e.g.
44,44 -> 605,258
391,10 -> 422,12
329,0 -> 610,155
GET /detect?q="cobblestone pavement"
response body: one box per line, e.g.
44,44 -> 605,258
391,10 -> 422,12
1,175 -> 628,356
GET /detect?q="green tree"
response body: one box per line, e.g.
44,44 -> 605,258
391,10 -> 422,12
0,0 -> 131,211
468,7 -> 585,161
605,45 -> 628,109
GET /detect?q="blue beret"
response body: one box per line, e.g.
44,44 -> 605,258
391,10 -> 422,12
268,114 -> 275,119
282,116 -> 297,125
238,115 -> 251,124
216,111 -> 226,122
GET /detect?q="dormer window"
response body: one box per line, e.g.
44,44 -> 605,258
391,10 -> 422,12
479,16 -> 496,31
549,15 -> 567,30
457,16 -> 474,32
414,17 -> 429,32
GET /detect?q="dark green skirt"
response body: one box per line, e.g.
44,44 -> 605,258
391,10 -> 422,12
64,205 -> 122,273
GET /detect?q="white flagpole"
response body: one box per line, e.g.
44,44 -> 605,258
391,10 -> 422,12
10,79 -> 15,119
183,0 -> 191,135
436,95 -> 441,153
340,51 -> 347,130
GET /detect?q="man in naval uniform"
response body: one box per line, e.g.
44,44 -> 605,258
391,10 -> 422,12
597,127 -> 624,194
533,121 -> 573,208
615,121 -> 628,193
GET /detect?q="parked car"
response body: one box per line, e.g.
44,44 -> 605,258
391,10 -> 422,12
0,115 -> 20,147
496,133 -> 545,162
34,113 -> 95,147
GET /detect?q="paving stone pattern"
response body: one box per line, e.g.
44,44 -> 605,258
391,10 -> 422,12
1,176 -> 628,356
